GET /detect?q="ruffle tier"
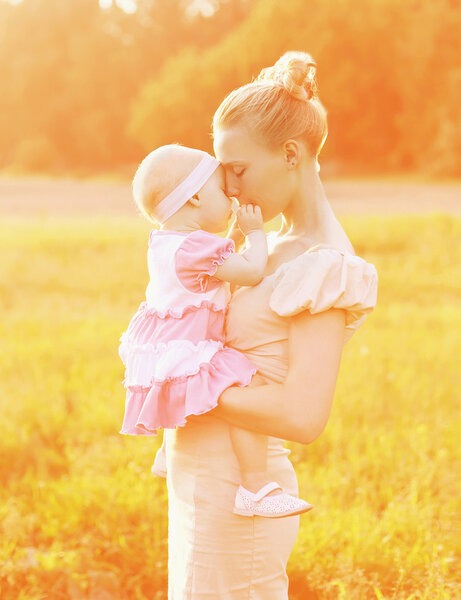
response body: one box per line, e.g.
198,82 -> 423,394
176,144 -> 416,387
121,338 -> 227,388
131,299 -> 227,320
119,300 -> 227,366
119,347 -> 257,436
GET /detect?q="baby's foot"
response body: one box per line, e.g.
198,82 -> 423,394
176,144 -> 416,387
233,481 -> 313,518
241,472 -> 284,498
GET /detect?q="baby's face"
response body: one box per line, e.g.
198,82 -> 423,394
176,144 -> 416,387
196,165 -> 234,233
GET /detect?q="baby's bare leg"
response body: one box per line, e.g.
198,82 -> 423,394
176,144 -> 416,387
229,426 -> 282,497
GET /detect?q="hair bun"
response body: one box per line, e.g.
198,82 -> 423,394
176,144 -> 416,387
257,51 -> 318,102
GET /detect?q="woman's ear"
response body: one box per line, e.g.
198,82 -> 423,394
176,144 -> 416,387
283,139 -> 301,169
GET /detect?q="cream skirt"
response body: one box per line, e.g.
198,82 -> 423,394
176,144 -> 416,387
164,412 -> 300,599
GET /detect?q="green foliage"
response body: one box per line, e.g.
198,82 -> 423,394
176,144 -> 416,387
0,0 -> 460,175
130,0 -> 461,175
0,211 -> 459,598
0,0 -> 253,171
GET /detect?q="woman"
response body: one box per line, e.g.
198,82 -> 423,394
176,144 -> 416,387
162,51 -> 378,599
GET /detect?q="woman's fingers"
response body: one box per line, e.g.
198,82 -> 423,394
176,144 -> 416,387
249,373 -> 266,386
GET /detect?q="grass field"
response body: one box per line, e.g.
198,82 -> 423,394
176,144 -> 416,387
0,207 -> 460,599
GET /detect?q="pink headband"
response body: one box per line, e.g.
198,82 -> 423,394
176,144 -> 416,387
153,152 -> 221,223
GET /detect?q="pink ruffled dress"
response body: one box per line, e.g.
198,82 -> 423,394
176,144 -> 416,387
118,229 -> 257,436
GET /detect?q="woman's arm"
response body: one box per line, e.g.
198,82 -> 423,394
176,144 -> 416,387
205,307 -> 346,444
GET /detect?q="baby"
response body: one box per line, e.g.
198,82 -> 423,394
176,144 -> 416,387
118,144 -> 313,518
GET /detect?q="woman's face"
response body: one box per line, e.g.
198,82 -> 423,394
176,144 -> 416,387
213,126 -> 293,222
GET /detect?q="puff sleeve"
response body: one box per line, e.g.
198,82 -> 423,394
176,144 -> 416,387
174,230 -> 235,293
269,248 -> 378,344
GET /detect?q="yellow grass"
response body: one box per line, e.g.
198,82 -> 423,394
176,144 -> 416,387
0,213 -> 459,599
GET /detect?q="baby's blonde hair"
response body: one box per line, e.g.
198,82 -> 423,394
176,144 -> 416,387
132,143 -> 201,224
213,51 -> 328,160
132,149 -> 171,224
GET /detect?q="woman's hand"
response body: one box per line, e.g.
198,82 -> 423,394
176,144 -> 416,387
184,374 -> 266,426
248,372 -> 266,387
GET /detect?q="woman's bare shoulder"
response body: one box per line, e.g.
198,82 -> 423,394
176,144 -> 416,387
308,238 -> 356,256
267,231 -> 355,274
322,224 -> 356,255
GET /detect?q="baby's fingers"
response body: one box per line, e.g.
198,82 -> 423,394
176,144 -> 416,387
241,203 -> 259,215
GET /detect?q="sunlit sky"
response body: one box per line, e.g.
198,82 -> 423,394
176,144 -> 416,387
99,0 -> 137,14
2,0 -> 218,17
99,0 -> 217,17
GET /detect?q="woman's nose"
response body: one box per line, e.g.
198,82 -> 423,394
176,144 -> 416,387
225,175 -> 240,198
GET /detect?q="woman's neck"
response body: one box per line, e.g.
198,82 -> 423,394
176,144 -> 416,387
280,166 -> 327,237
277,166 -> 354,253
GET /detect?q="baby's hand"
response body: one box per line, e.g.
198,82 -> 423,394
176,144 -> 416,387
237,204 -> 264,235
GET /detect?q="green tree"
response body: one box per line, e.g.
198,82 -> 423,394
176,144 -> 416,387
129,0 -> 461,175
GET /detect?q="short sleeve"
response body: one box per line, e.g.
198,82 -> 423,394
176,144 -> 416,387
269,248 -> 378,344
174,230 -> 235,293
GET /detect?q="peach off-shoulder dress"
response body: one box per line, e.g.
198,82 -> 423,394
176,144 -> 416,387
164,233 -> 378,599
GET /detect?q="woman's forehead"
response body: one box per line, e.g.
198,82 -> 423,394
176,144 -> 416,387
213,127 -> 258,164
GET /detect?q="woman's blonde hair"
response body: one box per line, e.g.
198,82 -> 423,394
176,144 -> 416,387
212,51 -> 328,159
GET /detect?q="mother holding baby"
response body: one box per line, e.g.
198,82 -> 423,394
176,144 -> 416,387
163,51 -> 378,599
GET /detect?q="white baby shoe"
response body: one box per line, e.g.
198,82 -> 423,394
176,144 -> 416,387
151,446 -> 167,478
233,481 -> 313,518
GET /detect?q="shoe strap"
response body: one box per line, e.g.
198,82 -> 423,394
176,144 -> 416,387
253,481 -> 283,502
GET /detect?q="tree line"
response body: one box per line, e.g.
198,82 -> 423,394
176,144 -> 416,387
0,0 -> 459,176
